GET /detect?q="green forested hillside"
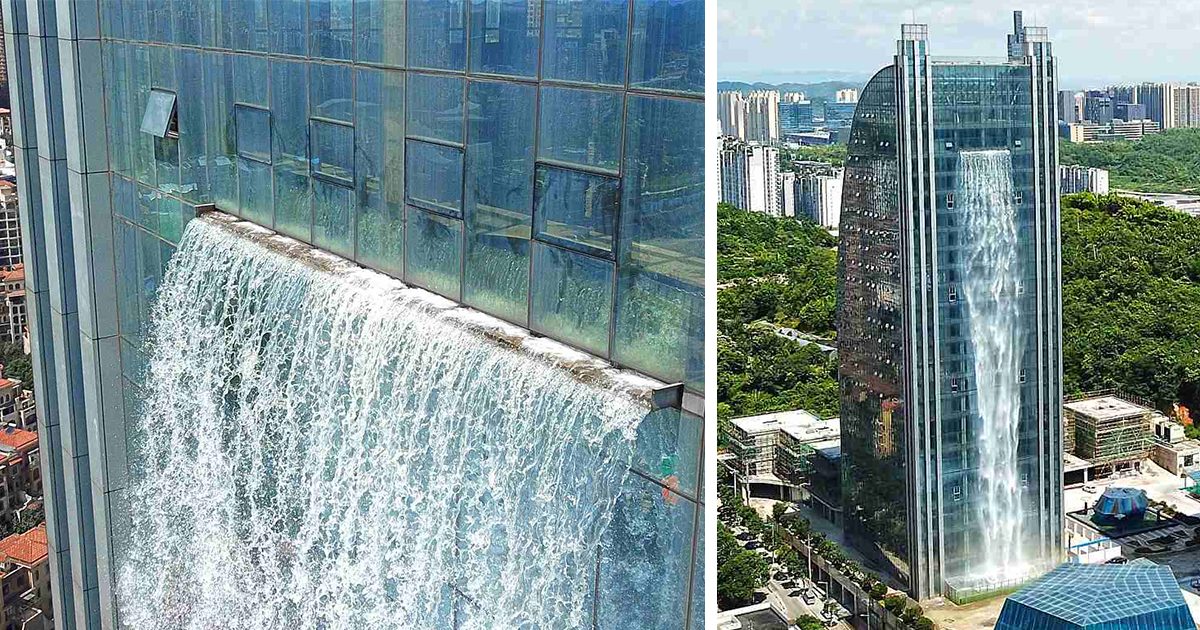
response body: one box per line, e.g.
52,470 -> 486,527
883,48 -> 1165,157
716,193 -> 1200,439
1060,129 -> 1200,193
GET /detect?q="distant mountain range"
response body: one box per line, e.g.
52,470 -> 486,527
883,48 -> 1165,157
718,79 -> 868,103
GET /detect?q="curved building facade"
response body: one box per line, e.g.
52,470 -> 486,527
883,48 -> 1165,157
837,12 -> 1063,599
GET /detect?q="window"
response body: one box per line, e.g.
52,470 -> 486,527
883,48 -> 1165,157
946,192 -> 954,208
140,89 -> 177,138
1019,369 -> 1027,384
534,165 -> 620,257
235,104 -> 272,164
1014,193 -> 1023,204
405,139 -> 463,217
310,118 -> 354,186
538,87 -> 623,172
948,284 -> 957,303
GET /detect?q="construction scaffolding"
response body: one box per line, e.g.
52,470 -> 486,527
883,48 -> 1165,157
1064,393 -> 1152,467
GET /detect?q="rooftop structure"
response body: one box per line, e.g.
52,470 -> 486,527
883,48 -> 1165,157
1064,394 -> 1152,468
996,563 -> 1193,629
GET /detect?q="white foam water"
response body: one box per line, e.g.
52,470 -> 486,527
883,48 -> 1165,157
958,149 -> 1027,581
114,217 -> 648,629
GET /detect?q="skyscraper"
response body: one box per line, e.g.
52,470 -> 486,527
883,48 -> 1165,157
837,13 -> 1063,600
719,138 -> 780,215
3,1 -> 705,627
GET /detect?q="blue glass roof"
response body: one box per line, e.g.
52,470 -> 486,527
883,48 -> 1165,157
997,564 -> 1193,629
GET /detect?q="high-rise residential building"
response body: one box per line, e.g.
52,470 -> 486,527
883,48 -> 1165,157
1114,102 -> 1146,121
1083,90 -> 1113,124
1056,90 -> 1080,124
4,1 -> 705,628
745,90 -> 781,144
719,90 -> 748,139
837,13 -> 1063,600
1109,84 -> 1138,106
836,88 -> 859,103
1138,82 -> 1171,128
791,161 -> 842,229
1168,83 -> 1200,129
779,92 -> 814,136
719,138 -> 780,215
780,171 -> 797,217
1060,165 -> 1110,195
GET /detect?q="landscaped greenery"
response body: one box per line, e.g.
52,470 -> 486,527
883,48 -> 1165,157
717,522 -> 769,609
781,144 -> 848,168
717,204 -> 839,441
1060,128 -> 1200,193
0,343 -> 32,388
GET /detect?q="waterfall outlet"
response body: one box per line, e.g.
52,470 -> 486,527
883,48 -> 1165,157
958,150 -> 1027,581
114,217 -> 649,629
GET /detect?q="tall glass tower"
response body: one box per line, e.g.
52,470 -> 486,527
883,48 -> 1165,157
2,0 -> 704,627
836,12 -> 1063,600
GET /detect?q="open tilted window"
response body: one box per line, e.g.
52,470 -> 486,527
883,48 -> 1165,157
140,89 -> 177,138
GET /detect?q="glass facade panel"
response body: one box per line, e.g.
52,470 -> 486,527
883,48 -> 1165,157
468,0 -> 539,78
538,86 -> 622,171
408,0 -> 468,70
271,59 -> 311,237
463,80 -> 535,323
357,0 -> 406,66
535,165 -> 619,256
235,105 -> 271,163
530,242 -> 613,356
629,0 -> 704,94
311,119 -> 355,185
615,95 -> 704,388
140,90 -> 176,138
270,0 -> 307,55
406,73 -> 464,143
313,178 -> 355,257
405,139 -> 464,216
355,68 -> 406,275
310,0 -> 354,60
541,0 -> 628,85
405,205 -> 463,299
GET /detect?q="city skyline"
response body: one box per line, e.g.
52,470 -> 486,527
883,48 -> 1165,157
718,0 -> 1200,87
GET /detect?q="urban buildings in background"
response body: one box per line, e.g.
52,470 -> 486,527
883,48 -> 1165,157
4,0 -> 703,628
1060,80 -> 1200,142
717,138 -> 843,229
1059,164 -> 1110,195
837,12 -> 1062,600
719,87 -> 858,146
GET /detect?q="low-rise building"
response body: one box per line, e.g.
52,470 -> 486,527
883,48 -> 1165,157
0,264 -> 23,347
1064,393 -> 1152,474
0,426 -> 39,524
726,409 -> 839,502
1065,119 -> 1161,142
0,524 -> 51,629
1149,414 -> 1200,476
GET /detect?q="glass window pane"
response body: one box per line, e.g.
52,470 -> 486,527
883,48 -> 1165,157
274,169 -> 312,241
140,90 -> 176,138
311,119 -> 354,185
356,0 -> 406,66
405,139 -> 463,216
310,62 -> 354,122
310,0 -> 353,60
271,60 -> 310,238
463,80 -> 535,323
239,158 -> 273,226
530,242 -> 612,356
542,0 -> 628,85
203,52 -> 237,212
269,0 -> 307,55
468,0 -> 539,78
313,178 -> 354,257
615,96 -> 703,387
218,0 -> 268,52
534,165 -> 618,256
235,105 -> 271,163
355,68 -> 406,275
596,474 -> 695,629
629,0 -> 704,94
632,407 -> 702,497
178,51 -> 207,202
408,0 -> 467,71
405,205 -> 462,299
538,87 -> 623,171
406,73 -> 464,143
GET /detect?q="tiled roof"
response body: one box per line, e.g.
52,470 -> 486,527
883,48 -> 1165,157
0,426 -> 37,451
0,524 -> 47,567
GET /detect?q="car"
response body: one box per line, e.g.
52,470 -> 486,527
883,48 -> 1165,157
789,589 -> 803,597
735,531 -> 754,542
744,540 -> 760,550
1083,484 -> 1098,493
802,590 -> 818,605
1106,556 -> 1128,564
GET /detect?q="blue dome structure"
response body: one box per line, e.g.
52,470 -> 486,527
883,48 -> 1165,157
996,564 -> 1194,630
1092,487 -> 1148,523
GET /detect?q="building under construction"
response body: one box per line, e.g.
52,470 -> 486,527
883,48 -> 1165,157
1064,393 -> 1153,473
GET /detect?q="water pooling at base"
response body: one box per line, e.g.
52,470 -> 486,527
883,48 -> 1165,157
115,217 -> 649,629
958,149 -> 1027,581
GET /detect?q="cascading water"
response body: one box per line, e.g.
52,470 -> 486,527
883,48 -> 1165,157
957,150 -> 1026,581
115,216 -> 653,629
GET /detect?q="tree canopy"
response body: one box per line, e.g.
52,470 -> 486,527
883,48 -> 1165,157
717,522 -> 769,609
1060,129 -> 1200,193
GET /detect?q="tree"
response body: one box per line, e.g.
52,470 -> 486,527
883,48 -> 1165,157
793,615 -> 825,630
883,594 -> 908,616
902,603 -> 924,624
0,343 -> 30,387
869,582 -> 888,600
772,501 -> 788,522
718,546 -> 770,610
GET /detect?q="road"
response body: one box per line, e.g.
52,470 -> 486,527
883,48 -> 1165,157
763,577 -> 853,629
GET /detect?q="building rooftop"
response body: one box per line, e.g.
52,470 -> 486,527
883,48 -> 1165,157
1064,395 -> 1149,421
0,524 -> 47,567
811,438 -> 842,461
0,425 -> 37,452
997,563 -> 1193,629
730,408 -> 832,438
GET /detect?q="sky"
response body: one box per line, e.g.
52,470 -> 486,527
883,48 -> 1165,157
718,0 -> 1200,89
